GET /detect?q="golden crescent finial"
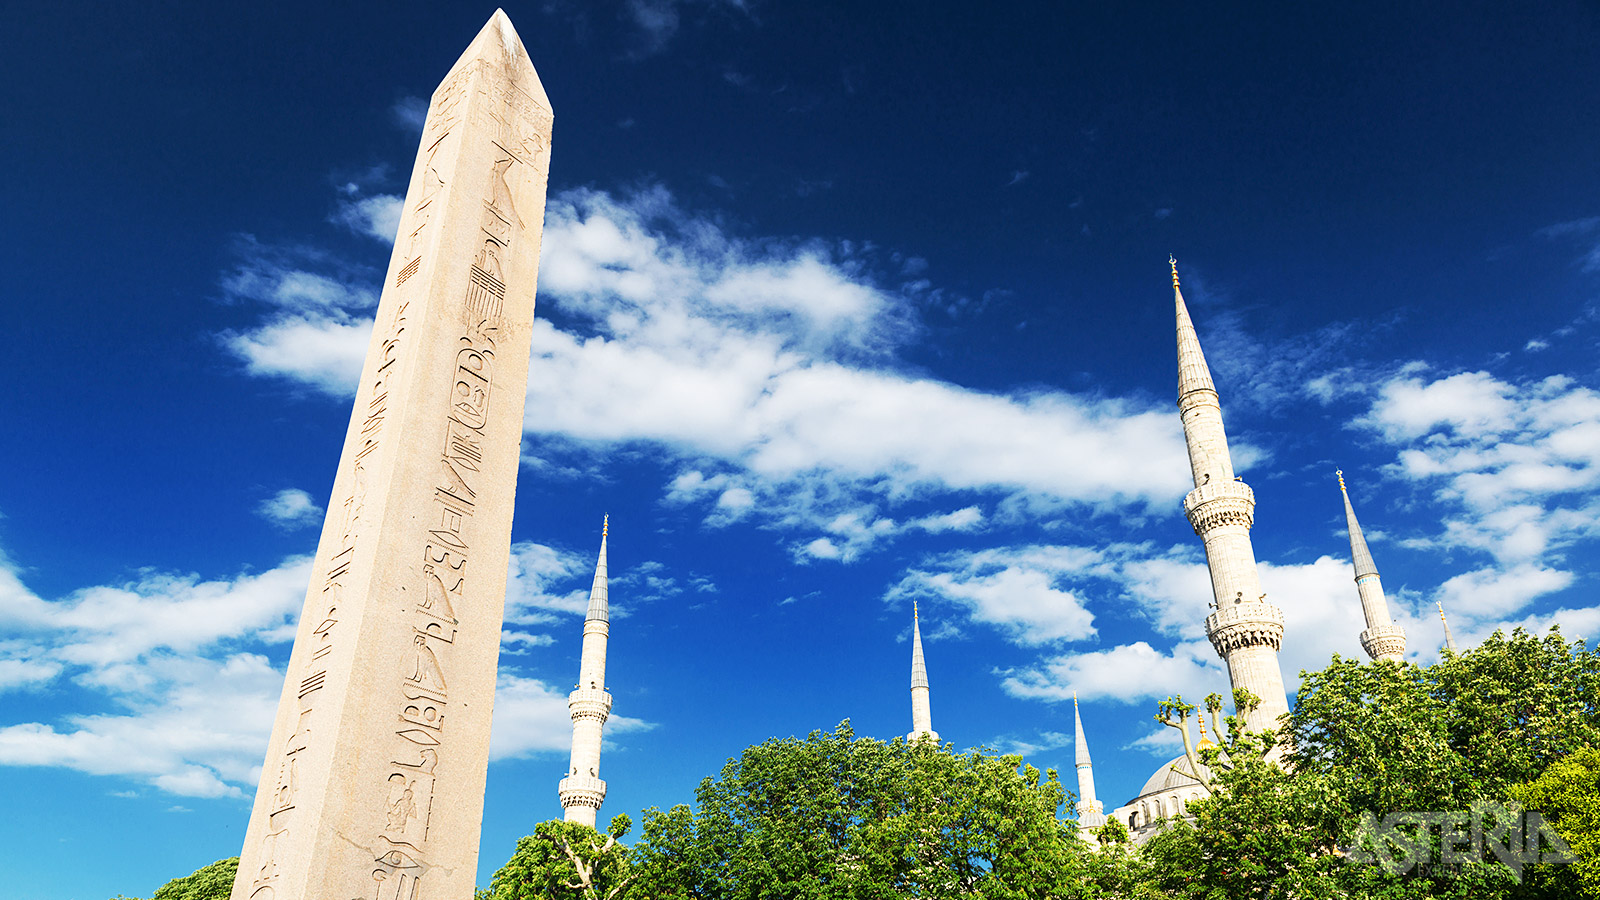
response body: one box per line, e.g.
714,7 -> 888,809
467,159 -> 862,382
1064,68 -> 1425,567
1336,469 -> 1346,491
602,513 -> 608,537
913,600 -> 919,620
1437,601 -> 1448,623
1169,255 -> 1180,288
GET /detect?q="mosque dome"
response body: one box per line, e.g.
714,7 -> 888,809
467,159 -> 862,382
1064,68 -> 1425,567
1135,754 -> 1209,799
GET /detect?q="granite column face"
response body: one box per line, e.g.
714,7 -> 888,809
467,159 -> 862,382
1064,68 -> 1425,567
231,12 -> 552,900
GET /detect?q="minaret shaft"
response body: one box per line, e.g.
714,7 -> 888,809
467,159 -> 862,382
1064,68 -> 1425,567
1340,473 -> 1406,662
1173,261 -> 1290,735
560,521 -> 612,828
908,606 -> 938,742
1072,696 -> 1104,836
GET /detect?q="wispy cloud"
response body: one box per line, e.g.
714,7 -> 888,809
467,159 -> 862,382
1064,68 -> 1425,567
223,185 -> 1197,559
256,488 -> 324,530
331,191 -> 403,243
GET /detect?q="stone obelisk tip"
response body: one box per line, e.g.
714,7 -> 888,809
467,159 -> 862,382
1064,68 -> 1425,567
443,9 -> 551,110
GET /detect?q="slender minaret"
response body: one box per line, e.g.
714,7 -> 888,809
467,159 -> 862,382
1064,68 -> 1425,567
1172,258 -> 1290,734
1072,693 -> 1105,838
559,517 -> 613,827
1337,471 -> 1407,662
1438,601 -> 1458,653
907,602 -> 938,743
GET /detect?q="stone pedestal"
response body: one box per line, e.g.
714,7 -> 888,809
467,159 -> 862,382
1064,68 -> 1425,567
231,11 -> 552,900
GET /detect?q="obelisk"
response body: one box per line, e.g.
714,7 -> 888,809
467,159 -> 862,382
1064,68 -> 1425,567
232,12 -> 552,900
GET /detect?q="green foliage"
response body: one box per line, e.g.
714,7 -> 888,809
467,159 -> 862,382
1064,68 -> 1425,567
629,720 -> 1087,899
114,857 -> 238,900
489,817 -> 634,900
1511,746 -> 1600,897
476,627 -> 1597,900
1096,816 -> 1130,845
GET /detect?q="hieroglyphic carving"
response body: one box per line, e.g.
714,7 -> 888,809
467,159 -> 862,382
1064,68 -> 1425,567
364,126 -> 521,893
245,203 -> 417,900
473,77 -> 551,166
234,15 -> 551,900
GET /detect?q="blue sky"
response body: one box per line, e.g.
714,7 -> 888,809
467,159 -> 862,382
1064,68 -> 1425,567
4,1 -> 1600,896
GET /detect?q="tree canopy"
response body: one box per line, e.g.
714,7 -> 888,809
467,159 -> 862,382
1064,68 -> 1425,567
626,721 -> 1090,899
125,627 -> 1599,900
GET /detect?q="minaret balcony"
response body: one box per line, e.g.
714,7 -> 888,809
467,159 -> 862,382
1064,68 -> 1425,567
558,774 -> 607,808
1204,602 -> 1285,654
1183,479 -> 1255,514
568,688 -> 613,719
1360,624 -> 1408,660
1184,480 -> 1255,534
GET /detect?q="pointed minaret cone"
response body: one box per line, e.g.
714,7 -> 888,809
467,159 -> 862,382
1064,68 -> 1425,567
1173,257 -> 1219,406
907,603 -> 938,742
1072,693 -> 1105,836
1338,471 -> 1406,662
561,518 -> 615,827
1172,258 -> 1290,737
1438,601 -> 1458,653
230,11 -> 553,899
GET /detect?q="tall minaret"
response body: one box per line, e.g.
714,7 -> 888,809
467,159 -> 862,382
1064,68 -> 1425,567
559,517 -> 613,827
1337,471 -> 1407,662
1438,601 -> 1458,653
1172,258 -> 1290,734
1072,693 -> 1105,839
907,602 -> 938,743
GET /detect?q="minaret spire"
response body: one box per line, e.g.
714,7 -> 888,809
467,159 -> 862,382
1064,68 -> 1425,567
1337,471 -> 1406,662
1438,601 -> 1458,653
908,602 -> 938,742
1072,693 -> 1105,839
559,517 -> 615,828
1172,258 -> 1291,735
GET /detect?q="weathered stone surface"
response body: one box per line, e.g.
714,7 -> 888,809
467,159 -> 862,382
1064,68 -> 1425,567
231,11 -> 551,900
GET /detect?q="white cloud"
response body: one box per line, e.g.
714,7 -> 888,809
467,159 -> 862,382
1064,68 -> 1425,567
0,534 -> 653,797
1432,564 -> 1574,619
520,188 -> 1197,554
487,674 -> 652,760
1003,641 -> 1225,705
1358,369 -> 1600,578
0,655 -> 62,690
0,558 -> 312,668
223,185 -> 1200,559
256,488 -> 324,530
224,315 -> 371,395
989,730 -> 1071,756
501,630 -> 557,654
0,652 -> 283,798
890,546 -> 1100,646
221,240 -> 378,313
910,506 -> 984,533
332,192 -> 403,243
391,96 -> 428,132
505,541 -> 594,624
1124,725 -> 1185,756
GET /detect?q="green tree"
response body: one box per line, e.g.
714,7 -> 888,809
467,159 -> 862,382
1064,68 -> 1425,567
629,721 -> 1088,899
489,815 -> 635,900
1432,628 -> 1600,795
113,857 -> 238,900
1511,746 -> 1600,898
